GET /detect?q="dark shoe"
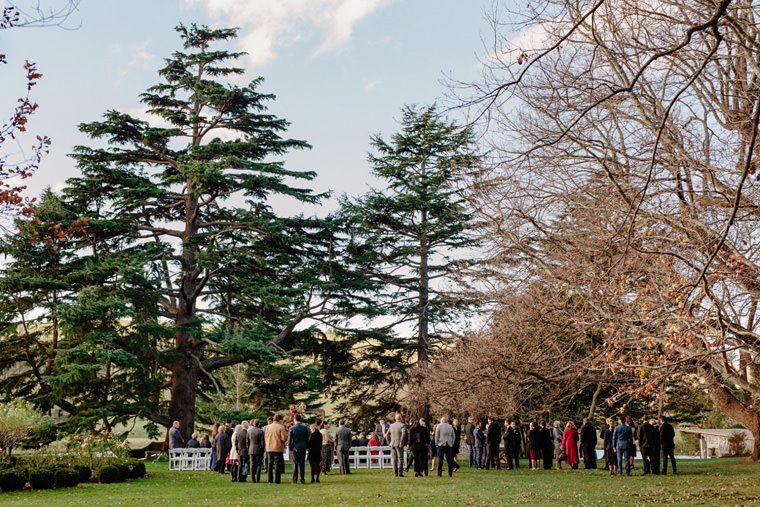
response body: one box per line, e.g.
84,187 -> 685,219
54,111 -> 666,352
399,473 -> 404,477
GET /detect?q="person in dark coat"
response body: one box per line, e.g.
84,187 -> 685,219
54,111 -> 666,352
308,423 -> 323,483
464,416 -> 476,467
638,415 -> 660,475
485,417 -> 501,470
540,421 -> 553,470
451,418 -> 462,472
288,413 -> 310,484
213,425 -> 231,474
187,432 -> 200,449
659,416 -> 676,474
580,418 -> 597,469
505,420 -> 521,469
409,419 -> 431,477
234,422 -> 250,482
247,419 -> 265,482
168,420 -> 184,449
526,422 -> 542,470
601,418 -> 617,474
613,416 -> 634,476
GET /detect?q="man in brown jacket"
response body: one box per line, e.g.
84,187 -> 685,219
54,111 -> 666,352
265,413 -> 289,483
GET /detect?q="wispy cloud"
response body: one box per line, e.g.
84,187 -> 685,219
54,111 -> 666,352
186,0 -> 395,68
114,41 -> 157,87
364,79 -> 382,90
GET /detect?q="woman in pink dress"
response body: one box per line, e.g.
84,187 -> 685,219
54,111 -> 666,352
562,421 -> 580,469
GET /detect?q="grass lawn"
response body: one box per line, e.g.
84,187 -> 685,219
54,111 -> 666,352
2,458 -> 759,506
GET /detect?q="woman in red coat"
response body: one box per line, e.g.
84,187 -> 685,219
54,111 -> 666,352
562,421 -> 580,469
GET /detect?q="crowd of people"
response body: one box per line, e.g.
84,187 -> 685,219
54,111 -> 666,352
167,411 -> 678,484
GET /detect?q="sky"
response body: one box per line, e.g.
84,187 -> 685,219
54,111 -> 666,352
1,0 -> 499,215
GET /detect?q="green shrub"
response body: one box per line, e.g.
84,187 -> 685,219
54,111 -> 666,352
124,460 -> 146,479
132,461 -> 146,477
0,470 -> 26,492
98,465 -> 120,484
54,468 -> 79,488
29,469 -> 55,490
74,465 -> 92,482
116,463 -> 130,481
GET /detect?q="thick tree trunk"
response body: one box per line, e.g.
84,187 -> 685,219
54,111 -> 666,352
169,344 -> 199,441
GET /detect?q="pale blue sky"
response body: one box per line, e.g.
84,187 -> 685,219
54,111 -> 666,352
1,0 -> 498,213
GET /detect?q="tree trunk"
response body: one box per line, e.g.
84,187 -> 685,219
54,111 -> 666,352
701,364 -> 760,461
169,340 -> 199,441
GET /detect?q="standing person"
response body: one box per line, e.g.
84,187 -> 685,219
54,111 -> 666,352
435,416 -> 456,477
485,417 -> 501,470
229,425 -> 241,482
320,421 -> 334,475
265,413 -> 288,484
335,419 -> 352,475
209,422 -> 220,471
540,421 -> 553,470
562,421 -> 579,469
388,413 -> 406,477
261,416 -> 273,473
527,422 -> 541,470
602,418 -> 617,475
213,425 -> 231,474
247,419 -> 265,483
288,413 -> 309,484
613,415 -> 634,476
376,418 -> 390,446
234,422 -> 249,482
168,420 -> 184,450
552,421 -> 564,470
451,418 -> 462,472
579,418 -> 598,469
474,421 -> 486,469
639,415 -> 659,475
464,416 -> 476,467
308,423 -> 323,483
659,416 -> 677,475
599,420 -> 611,471
429,423 -> 438,472
508,421 -> 522,469
409,419 -> 430,477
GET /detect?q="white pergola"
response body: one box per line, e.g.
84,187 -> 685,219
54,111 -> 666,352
679,428 -> 755,458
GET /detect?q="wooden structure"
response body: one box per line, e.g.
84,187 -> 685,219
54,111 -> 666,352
680,428 -> 755,458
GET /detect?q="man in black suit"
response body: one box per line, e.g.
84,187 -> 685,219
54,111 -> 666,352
247,419 -> 265,482
485,417 -> 501,470
659,415 -> 676,474
639,415 -> 659,475
580,418 -> 597,469
288,413 -> 310,484
504,420 -> 521,469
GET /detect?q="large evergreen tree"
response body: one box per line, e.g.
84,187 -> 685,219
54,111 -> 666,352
56,24 -> 366,438
337,105 -> 480,419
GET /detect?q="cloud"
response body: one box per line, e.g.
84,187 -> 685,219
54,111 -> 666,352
186,0 -> 394,68
114,41 -> 157,87
364,79 -> 382,90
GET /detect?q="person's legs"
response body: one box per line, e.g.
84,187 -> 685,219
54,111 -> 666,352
275,452 -> 284,483
468,444 -> 474,467
267,453 -> 275,483
445,445 -> 454,476
436,446 -> 445,476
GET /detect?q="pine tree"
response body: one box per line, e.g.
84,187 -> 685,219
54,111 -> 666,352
337,105 -> 480,420
62,24 -> 365,438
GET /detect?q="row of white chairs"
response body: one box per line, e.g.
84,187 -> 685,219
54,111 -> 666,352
167,446 -> 407,471
168,448 -> 212,470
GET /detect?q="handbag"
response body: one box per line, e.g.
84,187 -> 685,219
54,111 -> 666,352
225,455 -> 231,465
243,463 -> 250,476
559,444 -> 567,461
